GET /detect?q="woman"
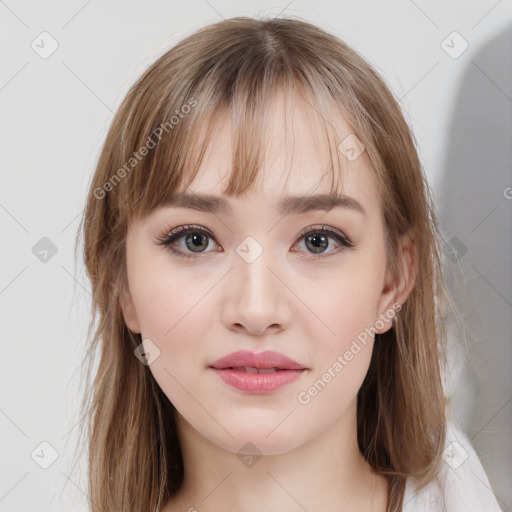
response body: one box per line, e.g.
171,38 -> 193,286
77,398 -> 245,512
77,16 -> 503,512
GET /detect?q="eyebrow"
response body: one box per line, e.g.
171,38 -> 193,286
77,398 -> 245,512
163,192 -> 367,219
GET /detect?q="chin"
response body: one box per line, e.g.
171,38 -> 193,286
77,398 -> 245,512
215,431 -> 303,457
203,413 -> 307,456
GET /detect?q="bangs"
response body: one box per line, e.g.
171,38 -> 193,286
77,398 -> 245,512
114,23 -> 381,221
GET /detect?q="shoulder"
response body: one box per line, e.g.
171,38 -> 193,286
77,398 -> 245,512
402,421 -> 504,512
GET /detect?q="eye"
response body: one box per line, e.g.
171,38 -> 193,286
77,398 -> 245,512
155,224 -> 221,260
156,223 -> 355,260
292,225 -> 355,257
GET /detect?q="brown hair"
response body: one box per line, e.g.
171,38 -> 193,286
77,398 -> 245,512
76,16 -> 448,512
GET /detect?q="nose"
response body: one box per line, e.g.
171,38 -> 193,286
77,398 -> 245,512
221,245 -> 293,336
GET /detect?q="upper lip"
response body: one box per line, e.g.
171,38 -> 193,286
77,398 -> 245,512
209,350 -> 307,370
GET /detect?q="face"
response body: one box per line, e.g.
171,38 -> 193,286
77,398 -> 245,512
121,90 -> 413,455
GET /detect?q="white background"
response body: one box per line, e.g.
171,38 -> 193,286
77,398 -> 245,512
0,1 -> 511,510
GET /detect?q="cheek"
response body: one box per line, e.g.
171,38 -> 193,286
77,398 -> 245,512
297,255 -> 383,350
128,259 -> 217,396
129,250 -> 212,339
293,253 -> 383,399
294,287 -> 378,421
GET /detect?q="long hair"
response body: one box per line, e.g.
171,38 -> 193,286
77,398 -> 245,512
76,16 -> 447,512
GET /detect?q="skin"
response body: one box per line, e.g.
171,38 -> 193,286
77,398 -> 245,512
121,89 -> 415,512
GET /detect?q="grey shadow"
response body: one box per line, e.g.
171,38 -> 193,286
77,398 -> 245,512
437,23 -> 512,511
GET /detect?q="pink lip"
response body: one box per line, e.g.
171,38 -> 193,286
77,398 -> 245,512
209,350 -> 308,393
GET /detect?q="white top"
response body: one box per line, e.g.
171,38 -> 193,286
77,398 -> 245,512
402,421 -> 504,511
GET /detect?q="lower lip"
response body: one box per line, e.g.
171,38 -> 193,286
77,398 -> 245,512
210,368 -> 305,393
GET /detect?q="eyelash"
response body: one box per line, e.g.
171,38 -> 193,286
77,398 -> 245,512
155,224 -> 355,260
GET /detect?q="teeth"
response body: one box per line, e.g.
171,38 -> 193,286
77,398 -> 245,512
232,366 -> 279,373
255,367 -> 278,373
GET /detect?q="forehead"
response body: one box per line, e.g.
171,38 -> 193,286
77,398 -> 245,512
179,89 -> 381,220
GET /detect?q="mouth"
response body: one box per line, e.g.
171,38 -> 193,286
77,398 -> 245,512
208,351 -> 308,393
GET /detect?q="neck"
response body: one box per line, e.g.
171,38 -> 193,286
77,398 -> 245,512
163,400 -> 388,512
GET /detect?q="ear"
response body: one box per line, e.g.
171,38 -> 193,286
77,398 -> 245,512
120,286 -> 141,334
375,233 -> 416,334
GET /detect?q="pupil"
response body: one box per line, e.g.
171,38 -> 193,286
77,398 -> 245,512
306,234 -> 328,253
